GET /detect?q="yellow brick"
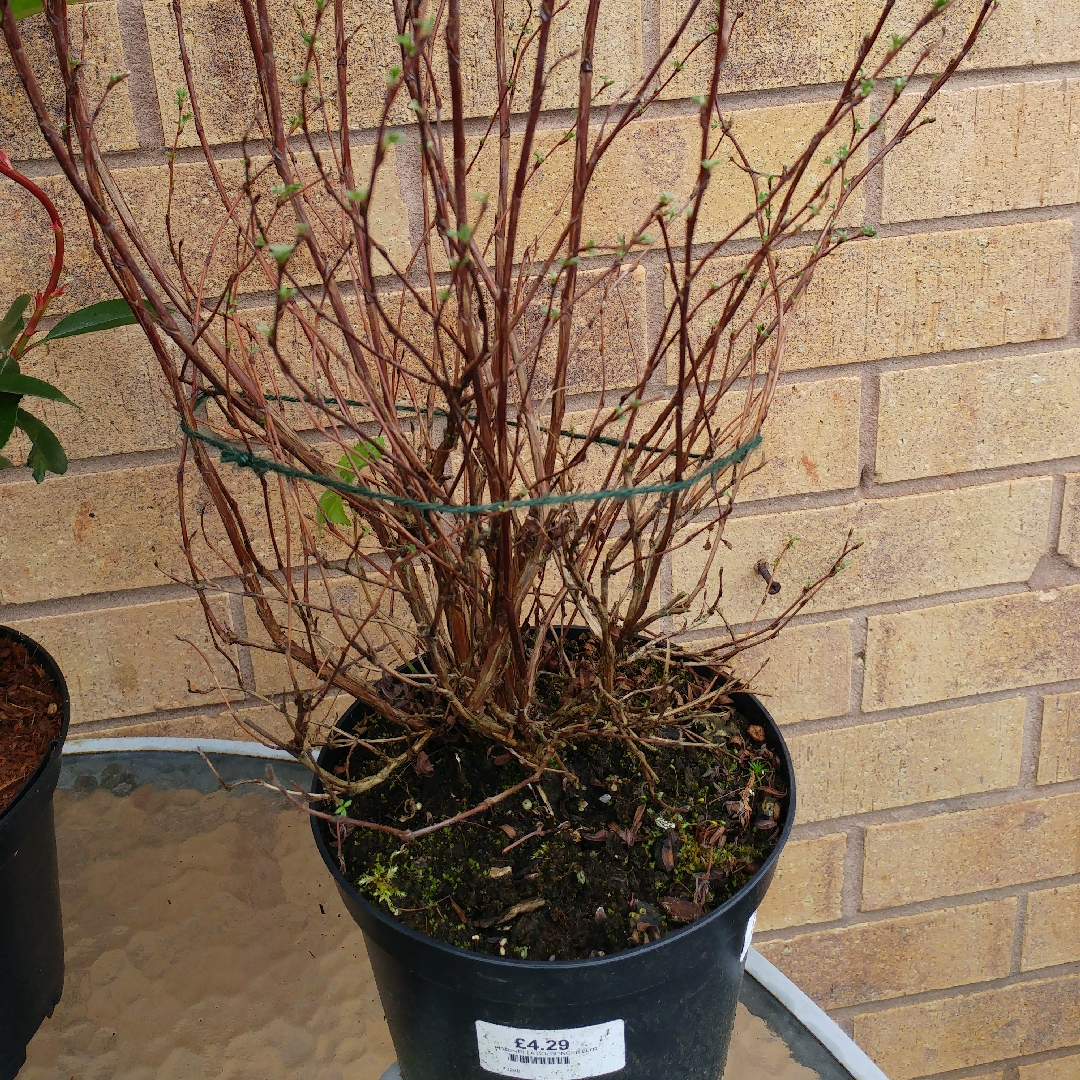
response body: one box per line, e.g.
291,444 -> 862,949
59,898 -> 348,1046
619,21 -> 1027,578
77,700 -> 342,744
0,3 -> 137,159
757,898 -> 1016,1009
0,152 -> 411,314
521,268 -> 647,398
672,477 -> 1051,627
1023,882 -> 1080,971
885,0 -> 1080,74
853,973 -> 1080,1080
0,457 -> 323,604
882,81 -> 1080,222
450,0 -> 642,116
756,833 -> 845,931
789,699 -> 1025,824
9,325 -> 179,461
144,0 -> 641,145
1039,692 -> 1080,785
142,0 -> 401,144
74,711 -> 259,742
0,464 -> 187,604
1060,474 -> 1080,567
862,792 -> 1080,910
244,581 -> 418,696
0,171 -> 119,314
456,104 -> 861,267
863,585 -> 1080,712
788,221 -> 1072,369
876,350 -> 1080,482
8,597 -> 240,724
670,0 -> 1080,102
1019,1053 -> 1080,1080
746,378 -> 861,499
112,154 -> 411,288
659,0 -> 875,99
708,618 -> 852,723
663,376 -> 861,499
675,222 -> 1072,375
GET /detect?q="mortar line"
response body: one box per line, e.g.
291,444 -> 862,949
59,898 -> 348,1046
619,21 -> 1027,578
228,589 -> 257,693
681,578 -> 1065,638
1009,889 -> 1029,976
7,331 -> 1080,490
115,0 -> 165,148
1049,474 -> 1068,555
640,0 -> 660,89
760,680 -> 1080,742
785,776 -> 1080,840
5,556 -> 1073,649
867,1054 -> 1034,1080
3,381 -> 1077,497
856,358 -> 881,496
839,825 -> 865,919
10,57 -> 1080,172
757,869 -> 1080,942
848,612 -> 869,717
1017,691 -> 1046,790
826,957 -> 1080,1020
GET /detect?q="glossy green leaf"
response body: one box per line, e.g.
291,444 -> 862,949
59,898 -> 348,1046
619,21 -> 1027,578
0,295 -> 31,352
317,489 -> 350,527
0,395 -> 17,450
0,372 -> 74,405
41,298 -> 138,344
0,455 -> 14,470
10,0 -> 44,20
11,0 -> 88,20
15,408 -> 67,481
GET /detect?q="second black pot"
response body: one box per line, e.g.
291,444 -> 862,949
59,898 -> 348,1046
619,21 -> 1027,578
312,690 -> 794,1080
0,627 -> 70,1080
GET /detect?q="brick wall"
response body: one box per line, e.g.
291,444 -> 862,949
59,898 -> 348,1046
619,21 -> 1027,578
1,1 -> 1079,1076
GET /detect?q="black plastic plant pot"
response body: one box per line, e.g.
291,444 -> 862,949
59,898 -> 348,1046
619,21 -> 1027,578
0,626 -> 70,1080
311,689 -> 794,1080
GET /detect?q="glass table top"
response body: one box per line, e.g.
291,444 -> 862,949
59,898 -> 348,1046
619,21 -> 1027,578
19,749 -> 865,1080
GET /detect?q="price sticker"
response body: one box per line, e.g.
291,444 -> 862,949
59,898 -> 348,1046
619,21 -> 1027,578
475,1019 -> 625,1079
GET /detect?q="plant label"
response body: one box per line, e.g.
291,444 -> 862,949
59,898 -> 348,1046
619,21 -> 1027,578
475,1019 -> 625,1079
741,910 -> 758,964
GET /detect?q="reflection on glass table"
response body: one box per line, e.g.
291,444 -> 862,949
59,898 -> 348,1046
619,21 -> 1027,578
20,745 -> 886,1080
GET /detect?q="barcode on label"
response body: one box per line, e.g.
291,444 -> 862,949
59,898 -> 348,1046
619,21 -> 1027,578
475,1019 -> 625,1079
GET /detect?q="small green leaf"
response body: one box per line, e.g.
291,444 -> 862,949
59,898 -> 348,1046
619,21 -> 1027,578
0,455 -> 14,470
42,298 -> 138,344
1,295 -> 31,352
317,489 -> 350,527
270,182 -> 303,200
268,242 -> 296,266
0,372 -> 74,405
337,436 -> 385,479
15,408 -> 67,481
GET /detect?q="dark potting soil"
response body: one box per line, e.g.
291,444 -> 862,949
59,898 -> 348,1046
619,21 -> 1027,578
0,633 -> 64,813
327,654 -> 786,961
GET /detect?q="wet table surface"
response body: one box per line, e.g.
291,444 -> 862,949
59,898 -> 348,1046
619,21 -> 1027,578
22,751 -> 859,1080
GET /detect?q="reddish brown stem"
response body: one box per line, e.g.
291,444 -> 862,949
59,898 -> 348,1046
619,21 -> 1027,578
0,149 -> 65,358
